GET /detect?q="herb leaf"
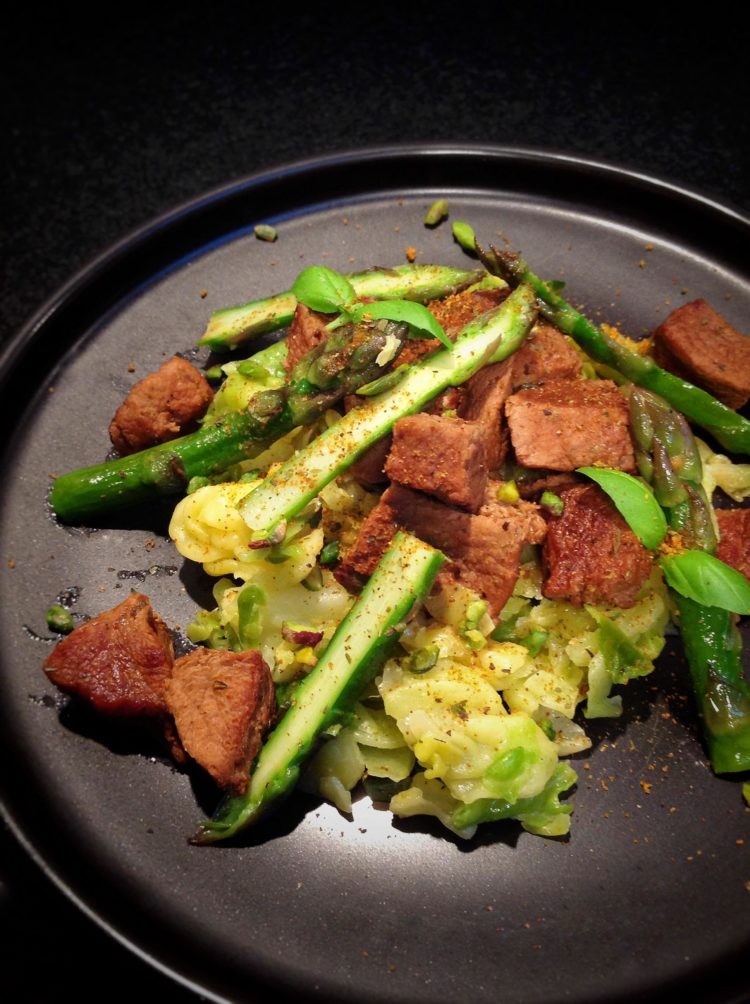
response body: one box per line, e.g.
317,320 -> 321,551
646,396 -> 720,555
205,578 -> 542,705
349,300 -> 452,349
577,467 -> 667,549
660,550 -> 750,614
291,265 -> 357,314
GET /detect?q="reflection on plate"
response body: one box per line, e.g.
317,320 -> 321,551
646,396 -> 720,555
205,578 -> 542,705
1,147 -> 749,1004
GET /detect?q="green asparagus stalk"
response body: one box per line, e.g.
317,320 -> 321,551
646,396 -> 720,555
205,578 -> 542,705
51,318 -> 411,522
238,284 -> 537,540
628,386 -> 750,772
481,246 -> 750,456
200,264 -> 485,351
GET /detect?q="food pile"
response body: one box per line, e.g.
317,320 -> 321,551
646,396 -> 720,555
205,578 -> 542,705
42,238 -> 750,844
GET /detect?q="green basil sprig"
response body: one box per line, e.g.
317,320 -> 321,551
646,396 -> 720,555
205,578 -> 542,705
577,467 -> 667,550
291,265 -> 356,314
291,265 -> 451,348
660,551 -> 750,615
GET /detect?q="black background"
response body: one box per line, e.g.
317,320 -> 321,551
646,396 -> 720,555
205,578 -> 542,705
2,4 -> 748,1001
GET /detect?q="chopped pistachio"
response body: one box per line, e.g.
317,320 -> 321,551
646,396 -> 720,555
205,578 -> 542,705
451,220 -> 476,253
540,491 -> 564,516
496,480 -> 520,503
47,605 -> 74,634
424,199 -> 449,227
254,223 -> 278,242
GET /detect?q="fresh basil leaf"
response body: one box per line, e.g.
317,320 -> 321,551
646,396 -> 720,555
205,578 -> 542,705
349,300 -> 452,349
291,265 -> 357,314
577,467 -> 667,549
660,550 -> 750,614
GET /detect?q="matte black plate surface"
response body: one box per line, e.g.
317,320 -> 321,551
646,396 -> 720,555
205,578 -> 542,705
2,147 -> 750,1004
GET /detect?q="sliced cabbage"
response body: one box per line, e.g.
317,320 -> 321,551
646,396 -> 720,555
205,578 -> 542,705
698,437 -> 750,503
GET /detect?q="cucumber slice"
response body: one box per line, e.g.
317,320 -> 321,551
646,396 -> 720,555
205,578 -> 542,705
193,531 -> 445,843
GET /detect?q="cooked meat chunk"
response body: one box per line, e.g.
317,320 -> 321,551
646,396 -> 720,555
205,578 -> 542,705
336,482 -> 546,615
542,484 -> 653,608
652,299 -> 750,409
284,303 -> 330,376
349,434 -> 392,488
429,285 -> 507,334
109,355 -> 214,455
385,413 -> 488,512
333,487 -> 398,592
458,361 -> 514,470
348,389 -> 465,490
396,286 -> 507,366
505,378 -> 635,472
716,509 -> 750,584
511,323 -> 582,387
166,648 -> 275,795
43,593 -> 174,716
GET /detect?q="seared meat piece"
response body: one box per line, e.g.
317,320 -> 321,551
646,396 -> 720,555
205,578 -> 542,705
542,484 -> 653,608
511,323 -> 582,387
429,285 -> 507,334
348,389 -> 465,490
109,355 -> 214,455
283,303 -> 330,376
458,361 -> 514,471
652,299 -> 750,410
166,648 -> 275,795
452,324 -> 582,472
43,593 -> 174,716
716,509 -> 750,584
349,435 -> 392,488
396,286 -> 508,367
385,413 -> 488,512
505,378 -> 635,472
336,482 -> 546,615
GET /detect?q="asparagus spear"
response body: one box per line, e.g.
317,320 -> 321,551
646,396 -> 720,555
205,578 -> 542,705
481,246 -> 750,456
51,318 -> 411,522
200,263 -> 485,351
628,386 -> 750,772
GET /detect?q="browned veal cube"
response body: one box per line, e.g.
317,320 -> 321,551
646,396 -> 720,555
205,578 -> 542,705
716,508 -> 750,585
336,482 -> 546,615
166,648 -> 276,795
652,299 -> 750,410
542,483 -> 653,608
510,323 -> 582,387
505,378 -> 635,471
385,413 -> 489,512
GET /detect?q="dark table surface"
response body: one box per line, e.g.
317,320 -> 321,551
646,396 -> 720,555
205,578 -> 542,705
2,6 -> 748,1001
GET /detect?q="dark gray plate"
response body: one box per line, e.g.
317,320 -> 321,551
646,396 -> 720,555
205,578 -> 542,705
2,147 -> 749,1004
